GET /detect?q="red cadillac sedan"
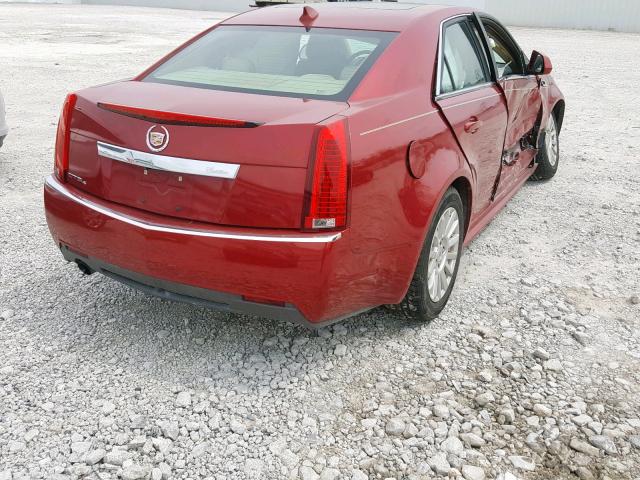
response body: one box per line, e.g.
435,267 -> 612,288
44,3 -> 565,327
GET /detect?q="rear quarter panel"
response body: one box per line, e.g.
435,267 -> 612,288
344,13 -> 474,304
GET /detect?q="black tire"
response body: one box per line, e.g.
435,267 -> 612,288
397,187 -> 464,323
531,112 -> 559,181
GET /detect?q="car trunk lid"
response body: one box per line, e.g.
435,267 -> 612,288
67,81 -> 348,229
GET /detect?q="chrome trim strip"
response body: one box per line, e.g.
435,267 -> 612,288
435,13 -> 474,97
442,93 -> 501,110
501,75 -> 531,81
45,176 -> 341,244
435,81 -> 494,101
97,142 -> 240,180
360,111 -> 438,136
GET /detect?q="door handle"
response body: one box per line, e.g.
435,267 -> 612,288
464,117 -> 482,134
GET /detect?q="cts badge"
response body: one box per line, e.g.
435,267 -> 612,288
146,125 -> 169,152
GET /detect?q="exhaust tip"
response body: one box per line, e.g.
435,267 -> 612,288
75,260 -> 94,276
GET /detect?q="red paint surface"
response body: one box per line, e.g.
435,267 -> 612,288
45,4 -> 565,324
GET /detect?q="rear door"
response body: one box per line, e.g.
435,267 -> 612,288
479,16 -> 542,196
434,16 -> 508,215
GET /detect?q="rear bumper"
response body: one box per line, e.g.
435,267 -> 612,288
60,246 -> 317,326
44,176 -> 366,326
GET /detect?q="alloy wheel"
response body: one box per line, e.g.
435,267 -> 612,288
427,207 -> 460,303
546,115 -> 559,167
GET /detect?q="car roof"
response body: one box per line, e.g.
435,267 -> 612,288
222,3 -> 471,32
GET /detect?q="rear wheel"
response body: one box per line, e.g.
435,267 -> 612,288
531,113 -> 559,180
398,188 -> 464,322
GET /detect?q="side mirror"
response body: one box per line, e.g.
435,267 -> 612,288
528,50 -> 553,75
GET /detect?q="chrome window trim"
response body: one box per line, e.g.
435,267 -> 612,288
434,81 -> 494,102
435,13 -> 489,98
97,142 -> 240,180
45,176 -> 342,244
441,92 -> 501,110
500,74 -> 531,81
435,14 -> 469,97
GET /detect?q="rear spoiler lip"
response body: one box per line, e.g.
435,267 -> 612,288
97,102 -> 263,128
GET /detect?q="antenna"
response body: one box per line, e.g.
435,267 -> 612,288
299,6 -> 319,31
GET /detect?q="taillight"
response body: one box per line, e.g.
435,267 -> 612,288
54,93 -> 77,182
303,119 -> 350,231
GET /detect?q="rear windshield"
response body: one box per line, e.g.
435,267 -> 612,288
144,26 -> 396,101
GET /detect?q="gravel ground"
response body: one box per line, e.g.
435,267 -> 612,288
1,5 -> 640,480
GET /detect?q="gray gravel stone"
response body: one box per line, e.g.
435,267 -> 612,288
433,404 -> 450,419
351,470 -> 368,480
104,449 -> 133,466
533,404 -> 552,417
319,468 -> 340,480
191,441 -> 210,458
160,421 -> 179,440
509,456 -> 535,471
462,465 -> 486,480
71,441 -> 91,454
8,440 -> 25,453
543,359 -> 563,371
532,347 -> 550,361
122,464 -> 150,480
243,458 -> 265,478
570,438 -> 600,456
85,448 -> 106,465
385,417 -> 405,436
499,408 -> 516,425
23,428 -> 39,443
429,452 -> 451,475
441,436 -> 464,456
589,435 -> 617,454
461,432 -> 485,448
572,414 -> 592,426
475,391 -> 495,407
230,419 -> 246,435
102,400 -> 116,414
300,466 -> 320,480
175,391 -> 192,407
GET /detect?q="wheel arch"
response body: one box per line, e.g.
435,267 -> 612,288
552,99 -> 565,134
450,176 -> 472,239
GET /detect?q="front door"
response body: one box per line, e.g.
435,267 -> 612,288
434,17 -> 508,215
480,17 -> 543,196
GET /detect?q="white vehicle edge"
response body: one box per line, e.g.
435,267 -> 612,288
0,89 -> 8,147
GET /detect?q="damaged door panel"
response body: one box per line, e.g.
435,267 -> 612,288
479,16 -> 543,198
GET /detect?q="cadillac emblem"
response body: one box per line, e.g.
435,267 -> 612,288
146,125 -> 170,152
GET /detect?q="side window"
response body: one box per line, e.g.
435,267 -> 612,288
483,24 -> 524,78
440,20 -> 490,95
